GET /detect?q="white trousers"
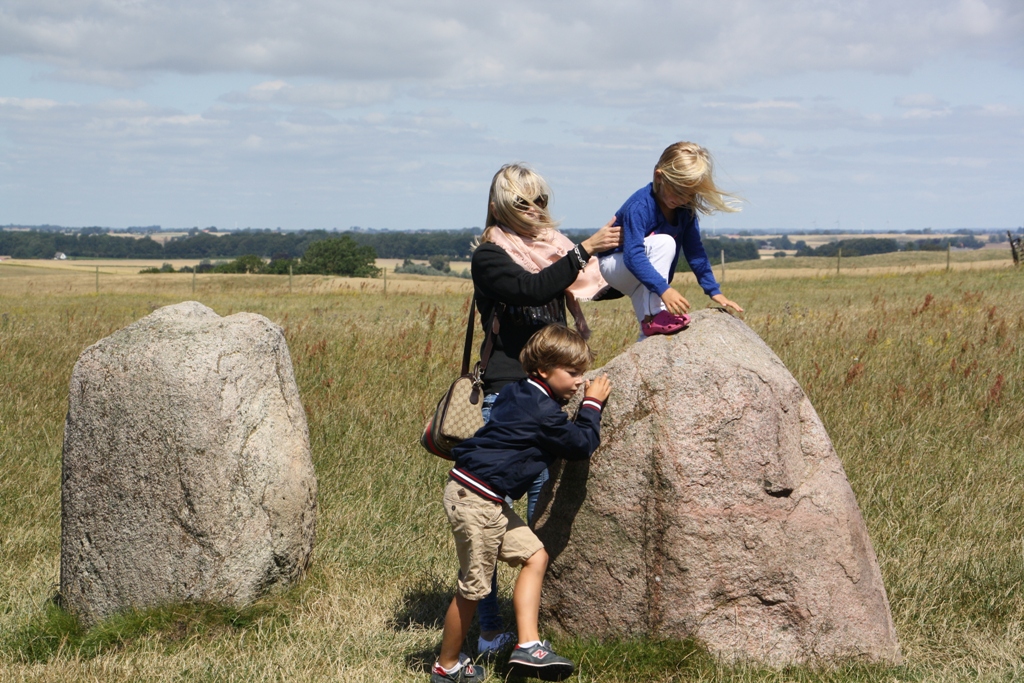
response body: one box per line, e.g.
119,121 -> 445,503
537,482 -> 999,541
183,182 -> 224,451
599,233 -> 677,323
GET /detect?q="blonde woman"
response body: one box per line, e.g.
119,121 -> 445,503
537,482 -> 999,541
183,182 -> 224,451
598,141 -> 744,337
467,163 -> 620,653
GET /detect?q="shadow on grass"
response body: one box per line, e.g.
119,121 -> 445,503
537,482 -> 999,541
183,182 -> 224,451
1,598 -> 289,664
391,574 -> 453,631
393,572 -> 518,633
395,574 -> 518,675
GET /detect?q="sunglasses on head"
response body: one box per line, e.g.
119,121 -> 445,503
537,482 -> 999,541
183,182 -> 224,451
513,194 -> 548,211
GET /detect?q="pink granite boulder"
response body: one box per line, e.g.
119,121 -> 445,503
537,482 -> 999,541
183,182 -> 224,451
533,309 -> 901,665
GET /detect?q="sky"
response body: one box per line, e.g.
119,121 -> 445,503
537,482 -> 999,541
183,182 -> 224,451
1,0 -> 1022,233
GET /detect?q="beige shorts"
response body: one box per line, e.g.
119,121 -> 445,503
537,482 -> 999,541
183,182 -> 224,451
443,479 -> 544,601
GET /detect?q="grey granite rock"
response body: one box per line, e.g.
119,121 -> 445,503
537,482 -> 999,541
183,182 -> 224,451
60,301 -> 317,624
534,309 -> 900,665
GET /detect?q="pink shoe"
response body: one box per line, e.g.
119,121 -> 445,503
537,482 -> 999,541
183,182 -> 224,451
642,311 -> 691,336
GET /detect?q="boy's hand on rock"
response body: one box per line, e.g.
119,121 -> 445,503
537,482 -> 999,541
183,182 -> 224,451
584,374 -> 611,403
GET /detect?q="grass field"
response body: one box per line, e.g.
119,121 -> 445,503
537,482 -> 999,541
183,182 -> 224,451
1,259 -> 1022,682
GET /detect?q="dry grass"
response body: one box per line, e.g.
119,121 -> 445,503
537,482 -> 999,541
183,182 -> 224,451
1,263 -> 1022,682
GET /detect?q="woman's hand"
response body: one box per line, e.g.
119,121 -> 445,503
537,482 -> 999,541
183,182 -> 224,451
580,218 -> 622,255
711,293 -> 744,313
584,374 -> 611,402
660,287 -> 690,315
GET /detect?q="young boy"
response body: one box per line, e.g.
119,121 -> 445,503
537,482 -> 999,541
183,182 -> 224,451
431,324 -> 611,683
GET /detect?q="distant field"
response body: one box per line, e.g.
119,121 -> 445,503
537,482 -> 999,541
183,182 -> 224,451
1,262 -> 1023,681
745,232 -> 980,249
375,258 -> 471,269
0,250 -> 1011,295
702,248 -> 1013,283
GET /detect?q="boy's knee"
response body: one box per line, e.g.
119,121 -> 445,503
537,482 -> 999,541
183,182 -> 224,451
454,593 -> 479,610
526,547 -> 548,569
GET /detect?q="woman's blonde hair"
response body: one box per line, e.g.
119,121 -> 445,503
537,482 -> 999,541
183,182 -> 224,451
654,142 -> 740,215
481,163 -> 559,244
519,324 -> 594,375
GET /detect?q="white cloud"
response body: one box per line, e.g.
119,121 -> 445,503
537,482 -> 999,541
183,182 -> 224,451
761,170 -> 802,185
222,80 -> 394,109
895,94 -> 947,108
729,132 -> 782,151
940,156 -> 991,168
948,0 -> 1001,36
0,96 -> 59,110
1,0 -> 1021,94
0,1 -> 1022,230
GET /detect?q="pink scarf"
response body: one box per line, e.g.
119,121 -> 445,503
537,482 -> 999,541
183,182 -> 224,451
487,226 -> 608,339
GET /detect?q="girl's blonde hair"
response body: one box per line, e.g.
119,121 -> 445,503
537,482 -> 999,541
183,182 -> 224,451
654,142 -> 740,215
481,163 -> 559,243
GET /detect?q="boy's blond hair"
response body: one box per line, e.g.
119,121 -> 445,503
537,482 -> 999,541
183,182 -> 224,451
481,163 -> 559,243
519,324 -> 594,375
654,141 -> 740,215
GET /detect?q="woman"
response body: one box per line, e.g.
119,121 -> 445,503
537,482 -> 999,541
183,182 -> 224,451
468,162 -> 621,652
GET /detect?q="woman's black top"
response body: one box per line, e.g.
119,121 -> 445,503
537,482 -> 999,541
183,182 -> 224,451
470,242 -> 591,394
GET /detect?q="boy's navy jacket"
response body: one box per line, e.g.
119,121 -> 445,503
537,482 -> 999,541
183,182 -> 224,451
449,376 -> 604,503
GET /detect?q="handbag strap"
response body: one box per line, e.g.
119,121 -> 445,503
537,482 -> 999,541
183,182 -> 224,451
459,293 -> 501,377
478,304 -> 501,376
460,294 -> 477,376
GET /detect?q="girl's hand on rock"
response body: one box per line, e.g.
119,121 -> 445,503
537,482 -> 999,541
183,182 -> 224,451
661,287 -> 690,315
711,294 -> 744,313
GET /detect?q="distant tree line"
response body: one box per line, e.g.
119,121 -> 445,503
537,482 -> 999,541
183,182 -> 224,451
141,237 -> 380,277
795,238 -> 901,257
393,257 -> 471,279
791,235 -> 986,257
346,229 -> 481,259
0,231 -> 164,259
672,236 -> 762,272
1,228 -> 992,273
0,228 -> 482,260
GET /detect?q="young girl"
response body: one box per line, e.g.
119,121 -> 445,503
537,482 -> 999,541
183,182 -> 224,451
599,141 -> 744,337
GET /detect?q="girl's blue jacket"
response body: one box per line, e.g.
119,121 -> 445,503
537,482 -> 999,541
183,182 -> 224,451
601,182 -> 721,298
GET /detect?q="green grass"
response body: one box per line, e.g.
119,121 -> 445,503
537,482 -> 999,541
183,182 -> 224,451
4,601 -> 290,664
1,266 -> 1023,681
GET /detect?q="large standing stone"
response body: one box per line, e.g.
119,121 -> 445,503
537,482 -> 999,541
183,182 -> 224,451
534,309 -> 900,665
60,301 -> 317,624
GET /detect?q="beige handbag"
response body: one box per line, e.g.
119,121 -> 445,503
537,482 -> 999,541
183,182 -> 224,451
421,295 -> 498,459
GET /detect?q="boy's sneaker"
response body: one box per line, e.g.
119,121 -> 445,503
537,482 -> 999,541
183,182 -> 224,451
478,631 -> 515,654
507,640 -> 575,681
430,653 -> 487,683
